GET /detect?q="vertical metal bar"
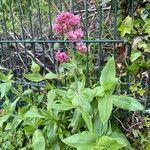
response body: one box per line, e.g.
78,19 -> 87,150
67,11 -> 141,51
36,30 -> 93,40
18,0 -> 28,71
113,0 -> 117,40
27,0 -> 36,59
9,0 -> 20,73
98,3 -> 102,79
0,0 -> 13,69
126,0 -> 134,94
48,0 -> 56,72
71,0 -> 75,13
36,0 -> 46,73
113,0 -> 117,57
84,0 -> 90,86
148,70 -> 150,108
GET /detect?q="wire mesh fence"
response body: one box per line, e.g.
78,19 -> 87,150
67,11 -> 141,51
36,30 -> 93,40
0,0 -> 150,107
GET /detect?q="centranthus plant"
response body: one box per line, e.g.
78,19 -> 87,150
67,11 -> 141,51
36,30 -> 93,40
0,12 -> 145,150
0,56 -> 145,150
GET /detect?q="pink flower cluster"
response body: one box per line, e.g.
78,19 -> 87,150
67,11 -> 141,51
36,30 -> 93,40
55,50 -> 69,63
66,29 -> 84,42
76,42 -> 87,53
53,12 -> 87,63
53,12 -> 80,34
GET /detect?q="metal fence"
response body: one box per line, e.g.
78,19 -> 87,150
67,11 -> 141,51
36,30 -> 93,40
0,0 -> 150,107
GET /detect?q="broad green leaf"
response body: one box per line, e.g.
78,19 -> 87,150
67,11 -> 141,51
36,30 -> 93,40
31,61 -> 40,73
32,129 -> 45,150
118,16 -> 133,37
93,86 -> 105,97
44,71 -> 58,80
100,56 -> 116,87
72,92 -> 91,113
46,123 -> 60,150
0,82 -> 12,98
109,132 -> 132,149
24,73 -> 44,82
98,96 -> 113,124
50,101 -> 74,111
23,89 -> 33,95
70,109 -> 82,132
80,107 -> 93,131
0,114 -> 10,127
78,145 -> 95,150
93,113 -> 108,136
47,90 -> 56,111
112,95 -> 145,112
24,107 -> 44,118
96,136 -> 126,150
63,131 -> 97,148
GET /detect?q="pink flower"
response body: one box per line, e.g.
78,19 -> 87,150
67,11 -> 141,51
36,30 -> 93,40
53,12 -> 81,34
55,50 -> 69,63
53,24 -> 63,34
66,31 -> 77,41
74,29 -> 84,39
76,42 -> 87,53
66,29 -> 84,42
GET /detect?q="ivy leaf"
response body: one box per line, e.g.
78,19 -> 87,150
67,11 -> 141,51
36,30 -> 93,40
118,16 -> 133,37
131,51 -> 142,62
112,95 -> 145,112
32,129 -> 45,150
98,96 -> 113,124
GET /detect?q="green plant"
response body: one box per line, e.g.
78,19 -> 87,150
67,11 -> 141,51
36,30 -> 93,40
0,54 -> 145,149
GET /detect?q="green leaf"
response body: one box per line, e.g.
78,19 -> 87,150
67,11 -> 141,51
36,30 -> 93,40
24,73 -> 44,82
70,109 -> 82,131
96,136 -> 126,150
0,114 -> 10,127
109,132 -> 132,149
44,72 -> 58,80
131,51 -> 142,62
98,96 -> 113,124
63,131 -> 97,148
50,101 -> 75,111
112,95 -> 145,112
93,86 -> 105,97
72,92 -> 91,113
47,90 -> 56,111
0,82 -> 12,98
31,61 -> 40,73
24,107 -> 44,118
100,56 -> 116,88
93,113 -> 108,136
80,107 -> 93,131
118,16 -> 133,37
32,129 -> 45,150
